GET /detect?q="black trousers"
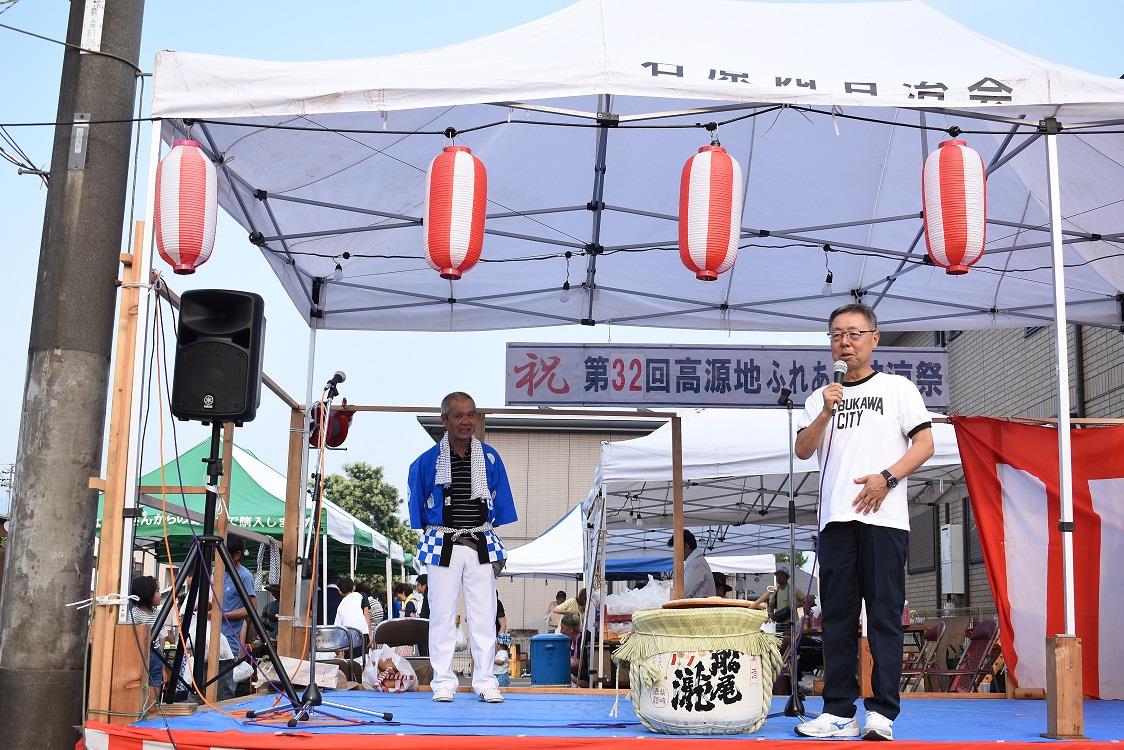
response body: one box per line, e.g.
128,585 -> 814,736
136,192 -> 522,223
819,521 -> 908,720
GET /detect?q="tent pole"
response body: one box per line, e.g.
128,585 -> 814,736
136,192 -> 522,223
1043,117 -> 1083,739
671,415 -> 684,599
385,556 -> 393,617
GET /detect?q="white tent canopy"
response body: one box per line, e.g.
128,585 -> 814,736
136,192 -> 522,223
592,408 -> 961,553
149,0 -> 1124,334
502,504 -> 780,578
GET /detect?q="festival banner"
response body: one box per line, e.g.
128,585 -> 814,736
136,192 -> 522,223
952,416 -> 1124,699
505,344 -> 947,409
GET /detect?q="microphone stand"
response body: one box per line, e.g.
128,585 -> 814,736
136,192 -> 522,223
247,376 -> 393,726
779,387 -> 806,718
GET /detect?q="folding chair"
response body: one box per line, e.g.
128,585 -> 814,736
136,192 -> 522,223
925,617 -> 1000,693
316,625 -> 367,682
374,618 -> 433,686
899,620 -> 945,692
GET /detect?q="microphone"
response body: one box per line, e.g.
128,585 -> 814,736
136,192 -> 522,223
326,371 -> 346,388
831,360 -> 847,414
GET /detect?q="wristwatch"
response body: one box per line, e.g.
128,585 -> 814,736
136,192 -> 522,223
880,469 -> 899,489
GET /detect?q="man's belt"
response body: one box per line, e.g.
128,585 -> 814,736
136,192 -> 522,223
427,523 -> 494,566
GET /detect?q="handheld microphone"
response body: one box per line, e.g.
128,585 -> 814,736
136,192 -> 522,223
831,360 -> 847,414
777,387 -> 792,407
326,371 -> 346,388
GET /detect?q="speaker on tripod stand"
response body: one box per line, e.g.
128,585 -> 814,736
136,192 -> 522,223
172,289 -> 266,424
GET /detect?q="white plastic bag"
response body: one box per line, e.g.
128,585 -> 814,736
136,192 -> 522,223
454,624 -> 469,652
232,660 -> 253,684
362,644 -> 418,692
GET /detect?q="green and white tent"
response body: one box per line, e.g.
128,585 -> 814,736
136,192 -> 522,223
98,439 -> 410,575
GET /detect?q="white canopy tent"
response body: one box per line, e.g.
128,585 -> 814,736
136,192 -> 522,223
149,0 -> 1124,336
502,503 -> 782,578
590,408 -> 961,553
133,1 -> 1124,695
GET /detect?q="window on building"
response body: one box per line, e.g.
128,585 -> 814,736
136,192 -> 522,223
908,505 -> 937,573
1024,326 -> 1045,338
965,499 -> 984,564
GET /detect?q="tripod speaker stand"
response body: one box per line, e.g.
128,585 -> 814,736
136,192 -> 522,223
150,421 -> 304,718
778,386 -> 806,719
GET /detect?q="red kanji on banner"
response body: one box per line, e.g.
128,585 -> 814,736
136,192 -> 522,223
512,353 -> 570,396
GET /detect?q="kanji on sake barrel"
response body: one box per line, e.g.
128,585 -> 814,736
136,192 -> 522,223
611,602 -> 782,735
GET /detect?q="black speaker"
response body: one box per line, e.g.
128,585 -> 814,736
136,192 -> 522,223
171,289 -> 266,423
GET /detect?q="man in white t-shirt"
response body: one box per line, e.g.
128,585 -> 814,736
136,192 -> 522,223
793,303 -> 934,742
334,577 -> 372,650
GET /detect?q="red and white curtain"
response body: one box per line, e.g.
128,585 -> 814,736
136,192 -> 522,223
953,416 -> 1124,699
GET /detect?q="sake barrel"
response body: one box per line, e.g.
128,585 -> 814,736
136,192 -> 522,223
611,604 -> 781,735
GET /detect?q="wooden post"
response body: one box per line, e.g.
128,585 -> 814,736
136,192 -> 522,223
86,222 -> 145,724
1043,636 -> 1084,739
107,623 -> 150,722
204,423 -> 235,702
278,407 -> 305,658
859,636 -> 873,697
670,415 -> 684,600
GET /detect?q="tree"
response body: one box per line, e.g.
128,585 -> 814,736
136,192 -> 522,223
775,551 -> 809,569
320,462 -> 418,552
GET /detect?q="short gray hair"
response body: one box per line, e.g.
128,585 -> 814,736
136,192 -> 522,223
440,391 -> 475,420
828,303 -> 877,330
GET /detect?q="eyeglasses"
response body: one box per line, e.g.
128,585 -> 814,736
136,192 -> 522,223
827,330 -> 877,342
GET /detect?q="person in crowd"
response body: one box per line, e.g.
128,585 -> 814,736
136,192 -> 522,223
493,632 -> 512,688
408,391 -> 518,704
668,529 -> 716,599
751,569 -> 808,624
559,613 -> 589,688
551,588 -> 587,633
404,575 -> 427,618
713,572 -> 732,599
334,576 -> 372,650
356,582 -> 384,627
126,575 -> 166,702
545,590 -> 567,631
323,569 -> 343,625
218,535 -> 256,701
496,597 -> 507,635
260,583 -> 281,642
392,582 -> 413,619
793,303 -> 934,741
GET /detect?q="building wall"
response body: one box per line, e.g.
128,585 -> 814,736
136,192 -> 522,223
479,424 -> 658,633
893,324 -> 1124,618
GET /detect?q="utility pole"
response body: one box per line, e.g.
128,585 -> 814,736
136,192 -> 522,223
0,2 -> 144,748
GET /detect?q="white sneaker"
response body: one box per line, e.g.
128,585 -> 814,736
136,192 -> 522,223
794,712 -> 860,738
431,687 -> 455,702
863,711 -> 894,741
477,687 -> 505,703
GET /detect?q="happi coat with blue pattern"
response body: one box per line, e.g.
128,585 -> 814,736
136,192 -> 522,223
407,440 -> 518,567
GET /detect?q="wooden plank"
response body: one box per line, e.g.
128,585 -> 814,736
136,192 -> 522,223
107,623 -> 149,724
278,408 -> 305,658
859,636 -> 873,697
204,423 -> 236,703
137,485 -> 209,494
86,221 -> 145,722
1043,636 -> 1085,739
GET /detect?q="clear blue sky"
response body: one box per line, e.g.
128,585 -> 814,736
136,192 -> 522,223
1,0 -> 1121,515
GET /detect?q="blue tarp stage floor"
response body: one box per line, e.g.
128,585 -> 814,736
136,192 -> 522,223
79,692 -> 1122,749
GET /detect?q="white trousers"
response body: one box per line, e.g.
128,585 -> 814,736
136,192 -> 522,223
426,543 -> 499,694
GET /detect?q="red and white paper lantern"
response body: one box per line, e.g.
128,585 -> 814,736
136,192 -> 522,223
679,145 -> 744,281
423,145 -> 487,280
154,139 -> 217,275
923,139 -> 987,275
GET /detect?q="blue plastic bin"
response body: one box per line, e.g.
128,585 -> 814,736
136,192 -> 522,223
530,633 -> 571,685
